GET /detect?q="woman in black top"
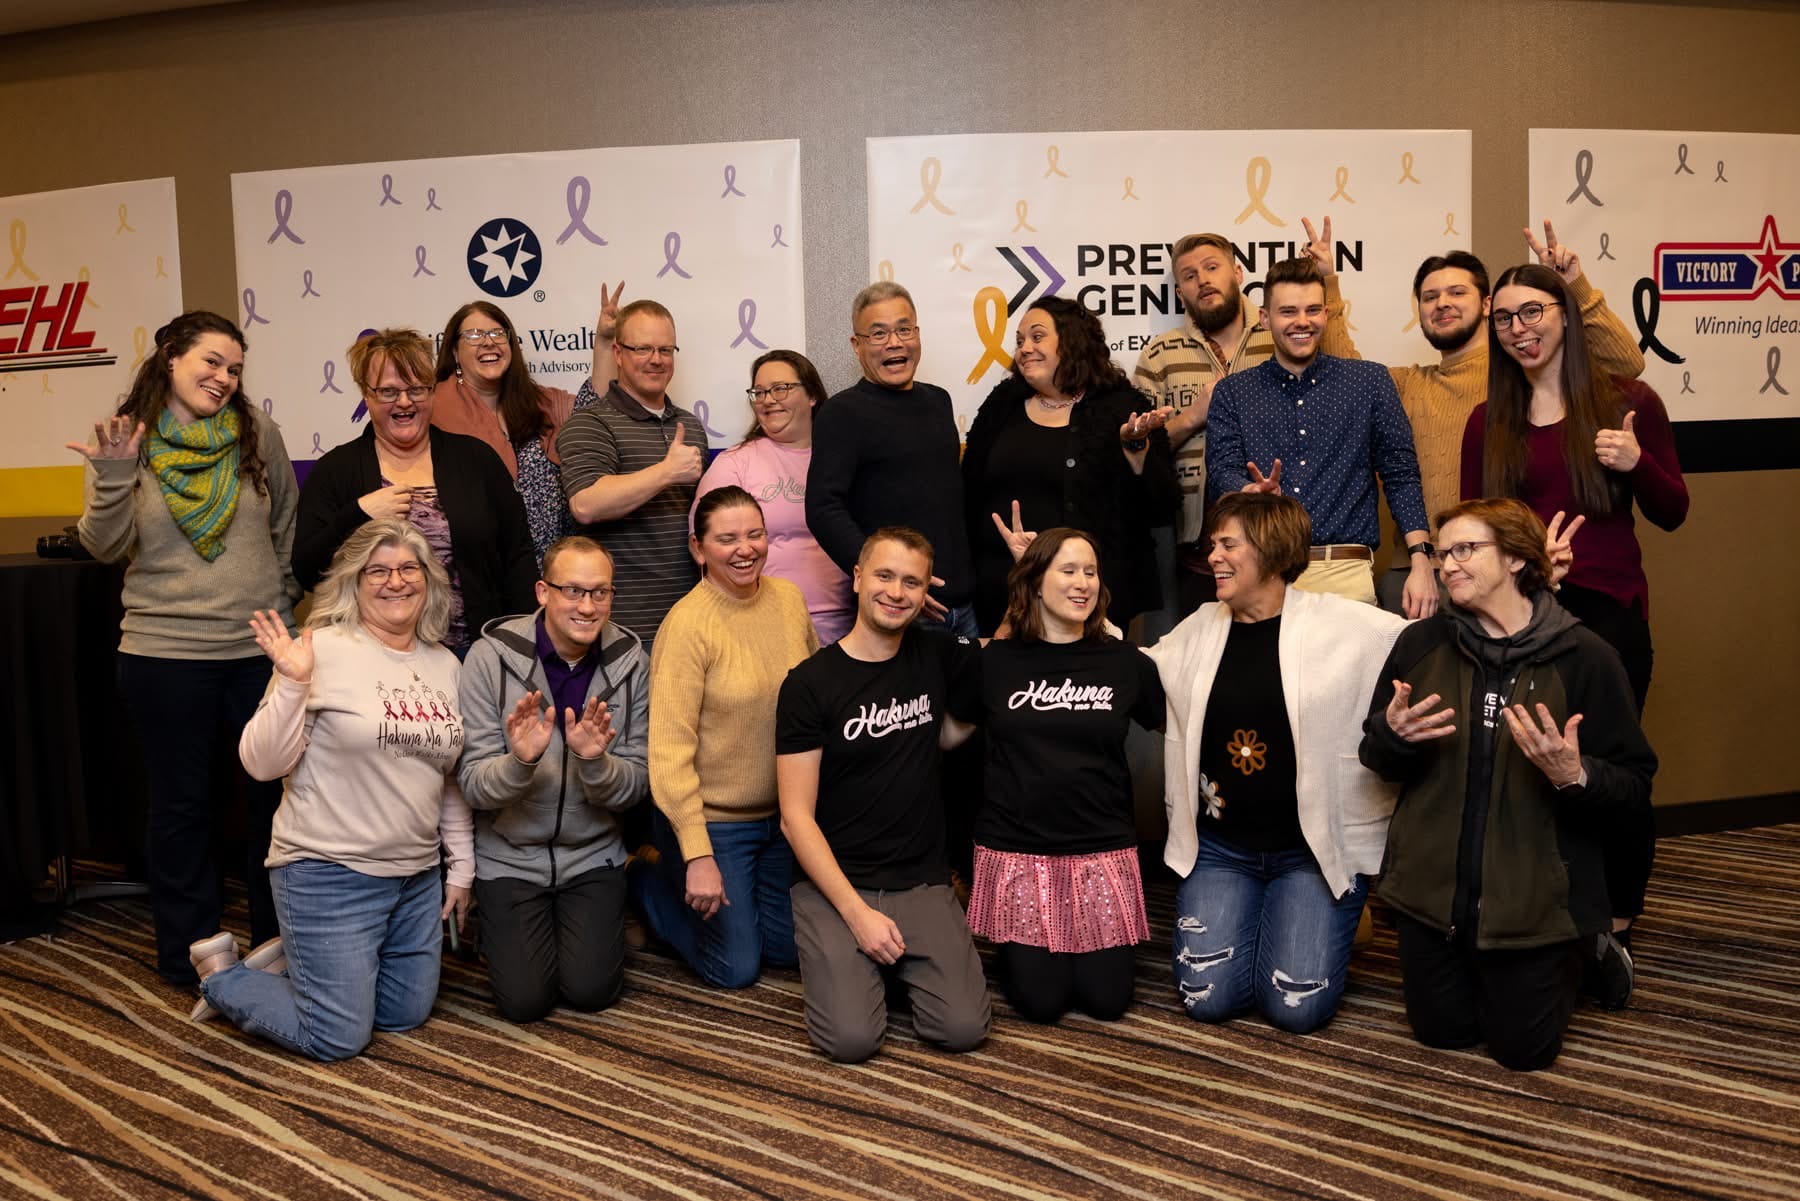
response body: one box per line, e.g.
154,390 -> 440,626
961,298 -> 1176,635
965,528 -> 1164,1024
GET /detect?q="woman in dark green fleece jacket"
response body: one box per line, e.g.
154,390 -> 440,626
1360,497 -> 1655,1071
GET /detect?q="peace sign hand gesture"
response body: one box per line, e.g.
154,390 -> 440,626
1241,459 -> 1282,494
1301,217 -> 1336,277
595,281 -> 626,341
1544,510 -> 1585,590
1524,219 -> 1580,283
990,499 -> 1037,563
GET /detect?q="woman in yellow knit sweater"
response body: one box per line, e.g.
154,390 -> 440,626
642,486 -> 819,987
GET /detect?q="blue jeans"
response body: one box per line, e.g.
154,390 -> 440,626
201,859 -> 443,1061
1171,833 -> 1368,1034
636,813 -> 796,988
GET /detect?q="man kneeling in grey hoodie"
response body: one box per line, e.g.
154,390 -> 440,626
458,536 -> 649,1022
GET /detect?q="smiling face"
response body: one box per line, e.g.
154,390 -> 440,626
365,353 -> 434,453
691,501 -> 768,600
851,296 -> 920,390
453,308 -> 512,388
1416,266 -> 1489,353
613,311 -> 677,406
1175,243 -> 1244,336
1036,536 -> 1099,639
1013,307 -> 1062,395
1436,514 -> 1523,616
1260,281 -> 1327,373
1491,282 -> 1566,375
537,547 -> 613,661
1208,516 -> 1285,616
357,542 -> 428,643
750,359 -> 814,445
165,332 -> 245,424
853,538 -> 931,635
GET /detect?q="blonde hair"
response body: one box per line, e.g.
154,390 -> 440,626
305,519 -> 452,646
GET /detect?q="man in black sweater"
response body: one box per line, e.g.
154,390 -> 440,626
805,281 -> 977,637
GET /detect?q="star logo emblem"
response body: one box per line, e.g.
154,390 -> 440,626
465,217 -> 544,298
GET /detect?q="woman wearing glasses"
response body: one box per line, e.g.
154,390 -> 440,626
641,486 -> 818,987
429,288 -> 623,564
189,519 -> 473,1060
1461,264 -> 1687,1004
961,297 -> 1176,635
1361,498 -> 1656,1070
693,350 -> 852,644
296,329 -> 536,656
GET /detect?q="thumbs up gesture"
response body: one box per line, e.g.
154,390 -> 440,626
1594,409 -> 1640,472
663,420 -> 704,484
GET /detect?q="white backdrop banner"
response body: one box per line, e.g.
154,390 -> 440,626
1528,129 -> 1800,424
232,141 -> 804,462
0,177 -> 182,475
867,130 -> 1471,427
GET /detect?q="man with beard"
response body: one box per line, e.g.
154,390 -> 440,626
1206,256 -> 1436,615
775,527 -> 989,1063
1133,233 -> 1345,615
1312,218 -> 1645,611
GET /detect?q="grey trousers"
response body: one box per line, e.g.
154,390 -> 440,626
790,880 -> 991,1063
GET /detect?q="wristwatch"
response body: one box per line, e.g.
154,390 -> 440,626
1407,540 -> 1434,559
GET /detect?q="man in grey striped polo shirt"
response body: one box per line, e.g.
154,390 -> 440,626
557,299 -> 708,656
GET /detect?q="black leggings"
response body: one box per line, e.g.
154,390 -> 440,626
997,943 -> 1137,1024
1555,584 -> 1655,918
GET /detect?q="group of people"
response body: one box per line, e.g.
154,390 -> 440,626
69,213 -> 1678,1072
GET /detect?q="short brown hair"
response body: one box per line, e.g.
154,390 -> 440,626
1204,492 -> 1312,584
1261,256 -> 1327,300
1002,528 -> 1111,643
541,535 -> 612,581
1434,497 -> 1553,597
857,525 -> 933,571
348,328 -> 434,391
615,299 -> 674,339
1172,233 -> 1235,264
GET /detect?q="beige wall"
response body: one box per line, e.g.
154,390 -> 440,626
4,0 -> 1797,806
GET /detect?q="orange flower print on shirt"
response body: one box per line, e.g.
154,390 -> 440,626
1227,729 -> 1267,776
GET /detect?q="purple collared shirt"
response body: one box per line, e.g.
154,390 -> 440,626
535,612 -> 601,728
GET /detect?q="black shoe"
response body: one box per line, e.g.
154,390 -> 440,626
1587,930 -> 1634,1010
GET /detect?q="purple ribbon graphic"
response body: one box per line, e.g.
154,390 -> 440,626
692,399 -> 725,439
413,245 -> 436,277
556,176 -> 608,245
301,269 -> 320,298
657,231 -> 692,279
242,288 -> 269,325
379,173 -> 402,206
320,361 -> 342,394
262,397 -> 273,415
771,224 -> 788,248
721,164 -> 745,198
729,298 -> 767,349
426,187 -> 442,211
311,432 -> 323,454
267,190 -> 305,245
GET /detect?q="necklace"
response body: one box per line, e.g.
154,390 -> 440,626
1032,390 -> 1082,411
361,622 -> 422,680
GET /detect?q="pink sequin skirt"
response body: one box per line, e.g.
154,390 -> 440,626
966,845 -> 1150,954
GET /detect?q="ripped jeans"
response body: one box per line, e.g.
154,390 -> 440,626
1171,834 -> 1368,1034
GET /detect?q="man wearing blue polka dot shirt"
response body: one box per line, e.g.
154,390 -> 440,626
1204,256 -> 1438,618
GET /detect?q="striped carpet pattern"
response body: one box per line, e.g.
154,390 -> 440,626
0,825 -> 1795,1200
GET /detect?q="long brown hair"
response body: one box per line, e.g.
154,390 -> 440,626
1001,528 -> 1112,643
116,310 -> 268,493
1482,264 -> 1625,512
743,349 -> 828,443
435,301 -> 548,445
1009,296 -> 1127,399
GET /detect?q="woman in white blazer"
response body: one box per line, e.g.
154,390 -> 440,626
1145,492 -> 1404,1033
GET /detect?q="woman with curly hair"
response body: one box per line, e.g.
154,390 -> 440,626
961,297 -> 1177,635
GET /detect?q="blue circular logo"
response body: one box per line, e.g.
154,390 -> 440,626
466,217 -> 543,298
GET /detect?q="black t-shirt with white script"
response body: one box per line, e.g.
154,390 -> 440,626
973,638 -> 1165,856
776,628 -> 980,890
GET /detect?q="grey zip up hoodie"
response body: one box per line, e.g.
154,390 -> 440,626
458,610 -> 649,887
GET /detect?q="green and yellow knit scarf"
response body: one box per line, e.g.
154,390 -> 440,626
147,405 -> 242,562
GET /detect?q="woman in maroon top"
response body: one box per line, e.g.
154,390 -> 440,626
1461,263 -> 1687,1003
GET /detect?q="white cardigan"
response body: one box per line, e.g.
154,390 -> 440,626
1145,587 -> 1407,898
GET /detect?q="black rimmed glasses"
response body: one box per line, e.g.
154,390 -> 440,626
747,382 -> 806,402
618,342 -> 679,360
853,324 -> 919,345
362,562 -> 425,584
1432,541 -> 1497,563
544,581 -> 615,603
363,385 -> 432,404
1491,301 -> 1562,330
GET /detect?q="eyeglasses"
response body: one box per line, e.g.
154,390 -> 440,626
854,324 -> 919,346
1491,301 -> 1562,330
458,329 -> 511,345
618,342 -> 680,359
747,382 -> 806,402
362,562 -> 425,584
544,581 -> 615,603
1431,541 -> 1497,562
364,385 -> 432,404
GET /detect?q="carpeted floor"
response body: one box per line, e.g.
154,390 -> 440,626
1,825 -> 1796,1200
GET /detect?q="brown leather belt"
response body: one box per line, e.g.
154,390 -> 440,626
1308,544 -> 1373,562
